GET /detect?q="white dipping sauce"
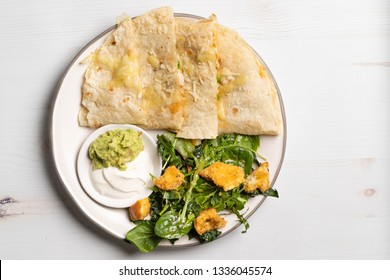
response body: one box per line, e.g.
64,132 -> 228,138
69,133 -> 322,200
89,150 -> 153,203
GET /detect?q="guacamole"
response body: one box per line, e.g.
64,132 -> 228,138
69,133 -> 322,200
88,129 -> 144,171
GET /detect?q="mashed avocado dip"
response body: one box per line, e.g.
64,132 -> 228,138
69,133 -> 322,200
88,129 -> 144,171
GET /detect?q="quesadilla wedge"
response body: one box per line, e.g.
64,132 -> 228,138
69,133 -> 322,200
79,17 -> 145,127
79,7 -> 182,130
216,25 -> 282,135
134,7 -> 183,131
175,16 -> 219,139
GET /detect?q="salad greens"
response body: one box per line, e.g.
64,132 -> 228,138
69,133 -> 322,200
125,132 -> 279,253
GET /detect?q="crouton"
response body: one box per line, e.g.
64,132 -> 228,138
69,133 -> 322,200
194,208 -> 227,235
244,162 -> 270,193
129,197 -> 151,221
199,162 -> 245,191
153,165 -> 184,190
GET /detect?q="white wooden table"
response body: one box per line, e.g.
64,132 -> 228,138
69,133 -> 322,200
1,0 -> 389,259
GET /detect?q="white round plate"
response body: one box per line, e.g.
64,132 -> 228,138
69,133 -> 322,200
50,13 -> 287,248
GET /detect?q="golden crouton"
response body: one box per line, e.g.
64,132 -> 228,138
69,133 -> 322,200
244,162 -> 270,193
129,197 -> 151,221
199,162 -> 245,191
153,165 -> 184,190
194,208 -> 227,235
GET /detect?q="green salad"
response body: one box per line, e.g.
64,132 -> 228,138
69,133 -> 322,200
125,132 -> 278,253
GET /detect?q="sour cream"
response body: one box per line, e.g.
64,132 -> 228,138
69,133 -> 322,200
89,151 -> 153,202
77,124 -> 162,208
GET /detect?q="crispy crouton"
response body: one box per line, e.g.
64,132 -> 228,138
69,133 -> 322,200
199,162 -> 245,191
153,165 -> 184,190
194,208 -> 227,235
129,197 -> 151,221
244,162 -> 270,193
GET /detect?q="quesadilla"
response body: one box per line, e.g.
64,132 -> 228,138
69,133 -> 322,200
79,17 -> 145,127
216,25 -> 282,135
79,7 -> 182,130
134,7 -> 183,131
79,7 -> 283,139
175,16 -> 219,139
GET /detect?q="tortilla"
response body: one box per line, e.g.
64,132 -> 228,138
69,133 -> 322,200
134,7 -> 183,131
175,16 -> 219,139
79,17 -> 145,127
79,7 -> 182,130
79,7 -> 282,139
216,25 -> 282,135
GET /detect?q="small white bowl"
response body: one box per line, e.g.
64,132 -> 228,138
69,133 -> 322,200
76,124 -> 162,208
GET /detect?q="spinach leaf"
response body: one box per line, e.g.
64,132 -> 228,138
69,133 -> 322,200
215,134 -> 260,151
202,134 -> 261,174
160,132 -> 195,159
154,211 -> 194,239
125,221 -> 162,253
221,147 -> 255,174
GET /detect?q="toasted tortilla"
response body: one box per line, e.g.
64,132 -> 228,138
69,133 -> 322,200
79,8 -> 282,139
216,25 -> 282,135
134,7 -> 183,131
79,17 -> 145,127
175,16 -> 219,139
79,7 -> 182,130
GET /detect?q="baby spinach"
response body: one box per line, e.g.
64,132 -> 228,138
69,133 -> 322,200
160,132 -> 195,159
154,211 -> 195,239
125,221 -> 162,253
